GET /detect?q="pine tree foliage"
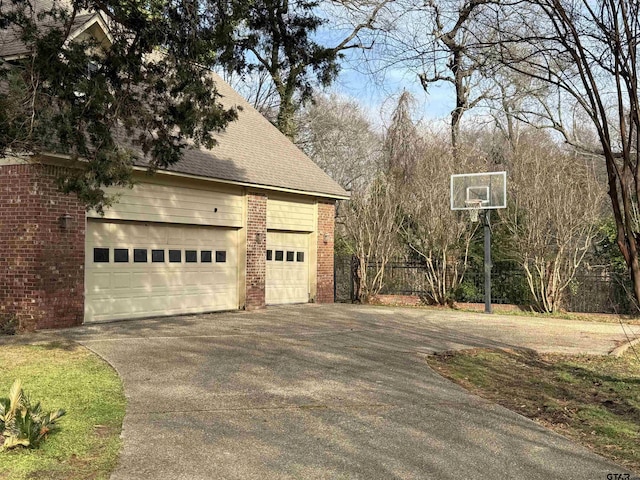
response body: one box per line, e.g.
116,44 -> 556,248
0,0 -> 239,211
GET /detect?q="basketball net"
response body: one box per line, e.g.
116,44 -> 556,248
465,199 -> 484,223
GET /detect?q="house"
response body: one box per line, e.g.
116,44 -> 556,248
0,10 -> 348,330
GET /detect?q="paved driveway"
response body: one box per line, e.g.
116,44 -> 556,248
65,304 -> 639,479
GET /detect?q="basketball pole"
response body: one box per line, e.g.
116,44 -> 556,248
483,209 -> 492,314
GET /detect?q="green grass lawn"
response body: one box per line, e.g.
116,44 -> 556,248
0,341 -> 126,480
426,348 -> 640,473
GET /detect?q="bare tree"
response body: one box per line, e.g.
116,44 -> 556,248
384,90 -> 424,182
503,131 -> 604,312
481,63 -> 553,156
367,0 -> 495,155
342,91 -> 481,305
343,175 -> 402,301
220,69 -> 280,122
418,0 -> 494,153
296,93 -> 382,193
401,135 -> 480,305
486,0 -> 640,304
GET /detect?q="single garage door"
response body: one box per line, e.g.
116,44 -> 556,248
266,232 -> 310,304
85,220 -> 238,322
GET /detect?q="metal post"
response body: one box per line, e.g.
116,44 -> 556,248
334,256 -> 337,302
350,255 -> 356,302
484,210 -> 493,314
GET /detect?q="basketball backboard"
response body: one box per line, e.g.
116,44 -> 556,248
450,171 -> 507,210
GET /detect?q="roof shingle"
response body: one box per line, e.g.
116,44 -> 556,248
134,71 -> 349,198
0,0 -> 95,59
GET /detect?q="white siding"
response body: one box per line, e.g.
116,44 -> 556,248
267,196 -> 315,232
88,180 -> 243,228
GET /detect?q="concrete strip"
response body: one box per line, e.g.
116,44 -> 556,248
610,336 -> 640,357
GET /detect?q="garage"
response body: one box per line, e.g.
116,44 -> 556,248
85,220 -> 239,322
0,62 -> 347,329
265,231 -> 310,305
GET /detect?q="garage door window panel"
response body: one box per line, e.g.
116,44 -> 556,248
134,249 -> 148,263
185,250 -> 197,263
266,250 -> 273,261
114,249 -> 129,263
94,248 -> 109,263
216,251 -> 226,263
286,251 -> 294,262
275,250 -> 284,261
297,252 -> 304,262
169,250 -> 182,263
152,250 -> 165,262
201,250 -> 212,263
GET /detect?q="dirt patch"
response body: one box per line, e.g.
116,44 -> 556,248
368,294 -> 423,307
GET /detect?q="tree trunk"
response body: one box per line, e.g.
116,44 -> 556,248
276,93 -> 297,140
451,106 -> 462,158
605,151 -> 640,308
626,240 -> 640,307
450,48 -> 465,158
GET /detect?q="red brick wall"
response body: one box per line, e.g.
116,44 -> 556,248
245,192 -> 267,309
0,164 -> 85,330
316,201 -> 335,303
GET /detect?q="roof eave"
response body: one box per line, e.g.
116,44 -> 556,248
67,13 -> 113,47
34,152 -> 351,200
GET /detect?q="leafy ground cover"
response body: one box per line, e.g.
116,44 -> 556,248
0,342 -> 125,479
426,348 -> 640,474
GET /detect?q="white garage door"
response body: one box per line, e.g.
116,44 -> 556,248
85,220 -> 239,322
266,232 -> 310,305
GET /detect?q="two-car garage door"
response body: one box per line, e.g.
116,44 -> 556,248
85,189 -> 317,322
85,220 -> 238,322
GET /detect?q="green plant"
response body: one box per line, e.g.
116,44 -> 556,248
454,280 -> 482,303
0,344 -> 125,479
0,379 -> 65,450
0,314 -> 18,335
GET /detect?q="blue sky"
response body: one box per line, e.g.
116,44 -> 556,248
331,60 -> 454,125
221,8 -> 458,130
311,17 -> 456,128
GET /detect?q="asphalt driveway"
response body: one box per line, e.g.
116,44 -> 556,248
65,304 -> 639,479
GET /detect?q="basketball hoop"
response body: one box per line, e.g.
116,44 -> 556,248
465,199 -> 484,223
451,171 -> 507,315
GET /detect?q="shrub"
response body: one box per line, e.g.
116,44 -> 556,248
0,379 -> 66,450
0,314 -> 18,335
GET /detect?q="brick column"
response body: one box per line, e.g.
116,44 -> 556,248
316,201 -> 335,303
0,164 -> 85,330
245,192 -> 267,309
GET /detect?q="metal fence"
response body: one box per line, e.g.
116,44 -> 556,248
334,255 -> 356,303
334,255 -> 636,314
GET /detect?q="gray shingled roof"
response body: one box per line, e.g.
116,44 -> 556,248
134,72 -> 349,198
0,2 -> 95,58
